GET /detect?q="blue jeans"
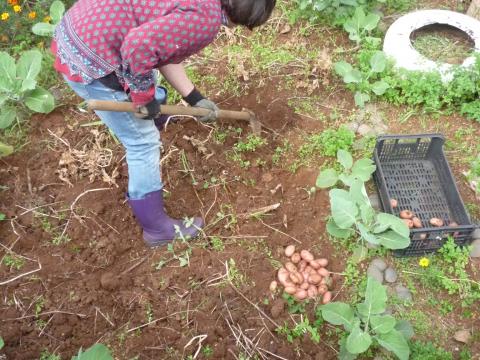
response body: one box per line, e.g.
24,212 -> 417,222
65,78 -> 166,200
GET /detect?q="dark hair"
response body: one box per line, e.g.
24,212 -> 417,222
221,0 -> 276,29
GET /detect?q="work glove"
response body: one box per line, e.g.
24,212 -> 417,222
183,88 -> 219,123
134,97 -> 162,119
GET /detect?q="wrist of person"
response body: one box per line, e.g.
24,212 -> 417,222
183,87 -> 205,106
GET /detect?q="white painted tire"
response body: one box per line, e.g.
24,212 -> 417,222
383,9 -> 480,82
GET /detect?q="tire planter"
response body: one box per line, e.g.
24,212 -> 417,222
383,9 -> 480,81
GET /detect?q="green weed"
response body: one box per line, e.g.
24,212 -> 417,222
410,341 -> 453,360
2,254 -> 25,270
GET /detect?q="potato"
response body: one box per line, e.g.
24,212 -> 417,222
412,217 -> 422,228
305,266 -> 313,274
291,253 -> 301,264
390,198 -> 398,208
322,291 -> 332,304
294,289 -> 308,300
289,273 -> 301,284
309,260 -> 321,269
277,268 -> 289,284
419,233 -> 427,240
402,219 -> 413,228
269,281 -> 277,292
449,221 -> 459,236
298,260 -> 307,272
285,286 -> 297,295
308,274 -> 322,285
296,272 -> 304,284
318,284 -> 328,295
300,250 -> 314,262
284,245 -> 296,257
302,272 -> 309,283
307,285 -> 318,298
318,268 -> 330,277
300,282 -> 310,290
400,210 -> 414,219
316,258 -> 329,267
429,218 -> 444,227
285,262 -> 297,273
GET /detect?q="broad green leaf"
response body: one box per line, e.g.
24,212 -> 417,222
335,61 -> 353,77
321,302 -> 355,330
339,173 -> 356,187
370,315 -> 396,334
395,320 -> 414,340
357,277 -> 387,316
339,338 -> 358,360
72,343 -> 113,360
0,52 -> 16,92
360,204 -> 375,224
340,0 -> 358,5
351,245 -> 368,263
346,322 -> 372,354
376,213 -> 410,238
349,179 -> 368,206
316,168 -> 338,188
32,23 -> 56,36
327,218 -> 355,239
352,158 -> 376,181
0,106 -> 17,129
0,93 -> 8,107
330,189 -> 358,229
362,13 -> 380,31
0,141 -> 14,157
337,149 -> 353,170
358,222 -> 379,244
17,50 -> 42,92
24,87 -> 55,113
376,329 -> 410,360
0,336 -> 4,349
50,0 -> 66,24
371,80 -> 390,95
377,230 -> 410,250
370,51 -> 387,73
344,69 -> 363,83
354,91 -> 370,107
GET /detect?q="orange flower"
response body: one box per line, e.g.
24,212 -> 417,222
7,0 -> 18,5
28,11 -> 36,19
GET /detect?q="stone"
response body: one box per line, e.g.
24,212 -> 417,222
367,264 -> 384,283
357,124 -> 374,136
384,267 -> 398,283
368,193 -> 382,211
345,121 -> 360,132
472,228 -> 480,240
371,258 -> 387,271
270,299 -> 285,319
395,284 -> 412,302
454,329 -> 471,344
470,239 -> 480,258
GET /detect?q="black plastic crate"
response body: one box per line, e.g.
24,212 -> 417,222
373,134 -> 476,257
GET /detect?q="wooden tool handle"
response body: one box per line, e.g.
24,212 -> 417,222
87,100 -> 252,121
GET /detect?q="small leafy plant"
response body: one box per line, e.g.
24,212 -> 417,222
321,277 -> 412,360
32,0 -> 64,37
317,150 -> 410,250
73,343 -> 113,360
334,50 -> 389,107
343,7 -> 380,45
299,126 -> 355,158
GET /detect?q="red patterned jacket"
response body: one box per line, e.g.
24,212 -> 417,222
52,0 -> 225,105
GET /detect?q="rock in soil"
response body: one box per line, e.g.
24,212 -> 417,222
384,267 -> 398,283
470,239 -> 480,258
367,264 -> 384,283
368,193 -> 382,211
270,298 -> 285,319
395,284 -> 413,302
371,258 -> 387,271
454,329 -> 471,344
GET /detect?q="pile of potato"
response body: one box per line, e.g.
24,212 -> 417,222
270,245 -> 332,304
391,199 -> 458,232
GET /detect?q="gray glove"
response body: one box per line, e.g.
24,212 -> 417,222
193,98 -> 219,123
183,88 -> 219,123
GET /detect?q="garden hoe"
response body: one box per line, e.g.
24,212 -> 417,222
87,100 -> 262,135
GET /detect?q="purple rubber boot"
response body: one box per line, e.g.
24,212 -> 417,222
128,190 -> 204,247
